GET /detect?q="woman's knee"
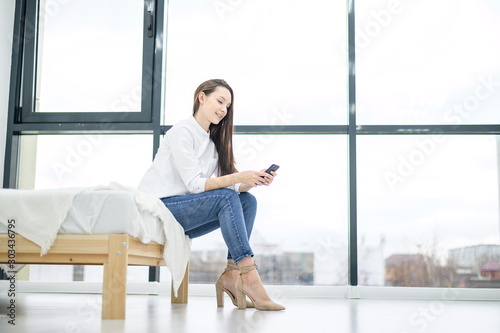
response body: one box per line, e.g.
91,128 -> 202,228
239,192 -> 257,209
210,188 -> 240,207
214,188 -> 239,198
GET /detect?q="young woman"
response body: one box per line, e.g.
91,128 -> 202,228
138,79 -> 285,311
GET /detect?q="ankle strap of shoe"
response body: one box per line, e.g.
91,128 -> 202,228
225,263 -> 239,272
239,264 -> 258,275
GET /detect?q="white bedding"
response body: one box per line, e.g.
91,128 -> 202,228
0,189 -> 163,242
0,182 -> 191,295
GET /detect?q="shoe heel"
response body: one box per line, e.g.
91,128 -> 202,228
216,287 -> 224,307
235,275 -> 246,310
236,288 -> 246,310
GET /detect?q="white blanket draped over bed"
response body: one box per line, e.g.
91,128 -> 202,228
0,182 -> 191,295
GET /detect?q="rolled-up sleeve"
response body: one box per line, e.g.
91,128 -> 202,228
168,127 -> 208,194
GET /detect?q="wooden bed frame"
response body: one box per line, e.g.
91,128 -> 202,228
0,234 -> 189,319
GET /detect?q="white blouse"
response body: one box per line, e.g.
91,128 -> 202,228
138,116 -> 238,198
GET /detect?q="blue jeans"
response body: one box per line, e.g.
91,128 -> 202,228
161,188 -> 257,264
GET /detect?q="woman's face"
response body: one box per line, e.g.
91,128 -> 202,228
198,86 -> 232,126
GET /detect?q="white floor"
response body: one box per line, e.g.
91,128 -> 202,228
1,292 -> 500,333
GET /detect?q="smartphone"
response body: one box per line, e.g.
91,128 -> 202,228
265,164 -> 280,174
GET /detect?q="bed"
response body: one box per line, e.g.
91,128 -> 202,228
0,183 -> 191,319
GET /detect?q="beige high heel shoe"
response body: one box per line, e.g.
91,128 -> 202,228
236,264 -> 285,311
215,263 -> 254,308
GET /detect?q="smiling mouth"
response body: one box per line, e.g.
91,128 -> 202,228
216,113 -> 223,119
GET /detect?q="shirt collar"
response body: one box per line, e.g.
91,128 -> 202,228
190,116 -> 210,137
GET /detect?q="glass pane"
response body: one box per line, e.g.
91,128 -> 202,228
356,0 -> 500,125
34,134 -> 153,189
36,0 -> 144,112
163,0 -> 347,125
188,135 -> 349,286
358,135 -> 500,287
25,134 -> 153,282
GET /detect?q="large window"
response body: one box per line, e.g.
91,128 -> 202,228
35,0 -> 144,113
358,135 -> 500,287
162,0 -> 349,286
163,0 -> 347,126
188,135 -> 349,285
3,0 -> 165,283
356,0 -> 500,125
354,0 -> 500,288
20,0 -> 156,123
4,0 -> 500,291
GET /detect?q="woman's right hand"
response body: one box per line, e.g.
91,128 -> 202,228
235,171 -> 272,188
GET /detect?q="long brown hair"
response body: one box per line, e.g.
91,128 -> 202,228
193,79 -> 237,176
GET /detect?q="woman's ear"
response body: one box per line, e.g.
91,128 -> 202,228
198,91 -> 206,104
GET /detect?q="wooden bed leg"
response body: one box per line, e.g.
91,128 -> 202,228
171,262 -> 189,304
102,235 -> 129,319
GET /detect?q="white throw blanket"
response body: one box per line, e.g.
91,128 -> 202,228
99,182 -> 191,295
0,187 -> 85,253
0,183 -> 191,296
